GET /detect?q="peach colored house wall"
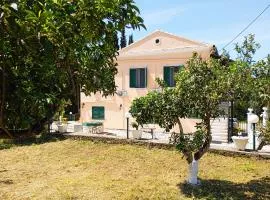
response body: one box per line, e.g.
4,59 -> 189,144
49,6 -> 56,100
80,31 -> 213,132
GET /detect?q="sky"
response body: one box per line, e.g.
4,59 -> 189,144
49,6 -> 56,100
127,0 -> 270,61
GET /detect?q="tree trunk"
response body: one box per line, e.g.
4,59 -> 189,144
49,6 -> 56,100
194,118 -> 212,161
176,118 -> 184,135
187,159 -> 199,185
176,118 -> 193,163
257,141 -> 265,151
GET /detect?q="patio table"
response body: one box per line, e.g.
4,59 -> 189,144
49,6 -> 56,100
141,127 -> 156,139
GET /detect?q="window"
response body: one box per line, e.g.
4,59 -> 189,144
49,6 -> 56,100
163,65 -> 183,87
129,68 -> 147,88
155,38 -> 161,45
92,106 -> 105,120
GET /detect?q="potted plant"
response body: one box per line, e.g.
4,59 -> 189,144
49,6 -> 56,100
57,117 -> 68,133
131,122 -> 142,139
231,127 -> 248,150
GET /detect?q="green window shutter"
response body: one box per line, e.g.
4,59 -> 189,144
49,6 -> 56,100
138,68 -> 146,88
130,68 -> 136,88
164,67 -> 171,86
92,106 -> 105,120
145,67 -> 147,88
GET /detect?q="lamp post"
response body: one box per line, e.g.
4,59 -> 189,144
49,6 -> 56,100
248,114 -> 259,151
125,112 -> 131,139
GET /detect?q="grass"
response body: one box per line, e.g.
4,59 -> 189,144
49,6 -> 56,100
0,139 -> 269,200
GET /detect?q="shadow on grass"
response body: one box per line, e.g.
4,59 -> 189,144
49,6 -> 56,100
178,176 -> 270,200
0,134 -> 66,150
0,179 -> 13,185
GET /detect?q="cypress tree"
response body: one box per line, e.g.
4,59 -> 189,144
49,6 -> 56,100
113,32 -> 119,50
120,29 -> 127,48
128,34 -> 134,45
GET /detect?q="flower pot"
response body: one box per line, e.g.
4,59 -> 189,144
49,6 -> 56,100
232,136 -> 249,150
57,124 -> 67,133
132,130 -> 142,139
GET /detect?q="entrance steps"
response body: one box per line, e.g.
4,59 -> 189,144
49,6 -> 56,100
211,118 -> 228,143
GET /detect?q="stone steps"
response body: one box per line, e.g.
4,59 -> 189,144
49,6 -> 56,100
211,118 -> 228,143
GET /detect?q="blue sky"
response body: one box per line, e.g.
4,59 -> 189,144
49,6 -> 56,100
127,0 -> 270,60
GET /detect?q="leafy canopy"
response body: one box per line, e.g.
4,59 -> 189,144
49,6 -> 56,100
0,0 -> 145,133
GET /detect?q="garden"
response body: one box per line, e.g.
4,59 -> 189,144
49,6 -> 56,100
0,1 -> 270,199
0,139 -> 269,200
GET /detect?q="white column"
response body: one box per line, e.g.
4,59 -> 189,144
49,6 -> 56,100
246,108 -> 254,149
262,107 -> 269,127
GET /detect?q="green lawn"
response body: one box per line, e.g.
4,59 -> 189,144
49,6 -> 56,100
0,139 -> 269,200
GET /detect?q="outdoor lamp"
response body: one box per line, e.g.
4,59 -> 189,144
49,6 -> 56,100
248,114 -> 259,124
125,112 -> 131,119
248,114 -> 259,151
125,112 -> 131,139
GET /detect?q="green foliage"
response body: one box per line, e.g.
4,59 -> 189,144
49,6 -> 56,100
113,32 -> 120,50
130,53 -> 230,160
175,53 -> 233,123
260,120 -> 270,144
131,122 -> 139,130
251,55 -> 270,108
175,126 -> 206,152
0,0 -> 145,134
227,34 -> 269,117
235,34 -> 261,64
130,88 -> 186,131
130,34 -> 270,161
130,91 -> 158,126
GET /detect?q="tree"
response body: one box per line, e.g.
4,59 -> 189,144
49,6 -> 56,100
128,34 -> 134,45
0,0 -> 145,138
252,55 -> 270,108
130,35 -> 269,185
120,28 -> 127,48
253,55 -> 270,148
130,53 -> 230,184
113,32 -> 120,50
235,34 -> 261,64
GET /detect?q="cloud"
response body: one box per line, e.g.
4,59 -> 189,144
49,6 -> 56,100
143,7 -> 186,26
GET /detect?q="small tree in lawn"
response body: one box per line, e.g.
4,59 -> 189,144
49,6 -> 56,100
173,54 -> 228,184
130,53 -> 228,184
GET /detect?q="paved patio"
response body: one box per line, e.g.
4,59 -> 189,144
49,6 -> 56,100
51,122 -> 270,158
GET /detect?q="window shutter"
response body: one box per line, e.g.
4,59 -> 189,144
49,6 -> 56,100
139,68 -> 146,88
145,67 -> 147,88
130,68 -> 136,88
164,67 -> 171,86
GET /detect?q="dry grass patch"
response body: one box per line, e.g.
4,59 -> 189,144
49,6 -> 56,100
0,139 -> 269,200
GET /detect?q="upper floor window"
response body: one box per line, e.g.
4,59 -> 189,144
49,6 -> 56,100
163,65 -> 184,87
130,68 -> 147,88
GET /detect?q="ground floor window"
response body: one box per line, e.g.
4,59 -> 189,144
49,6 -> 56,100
92,106 -> 105,120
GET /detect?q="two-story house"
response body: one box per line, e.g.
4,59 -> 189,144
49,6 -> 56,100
80,30 -> 214,130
